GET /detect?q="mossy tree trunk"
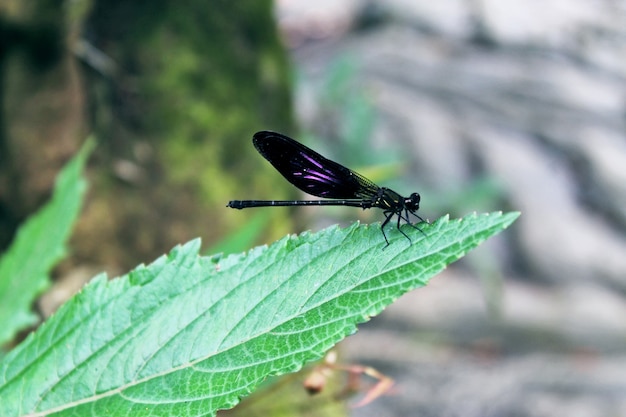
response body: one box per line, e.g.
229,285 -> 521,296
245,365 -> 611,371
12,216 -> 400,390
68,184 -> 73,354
1,0 -> 295,273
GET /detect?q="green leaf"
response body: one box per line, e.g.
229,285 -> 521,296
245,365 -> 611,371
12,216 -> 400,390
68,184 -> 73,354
0,211 -> 519,417
0,139 -> 93,346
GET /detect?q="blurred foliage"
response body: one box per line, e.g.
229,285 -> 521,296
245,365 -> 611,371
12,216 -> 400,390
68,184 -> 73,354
295,57 -> 417,228
299,57 -> 390,168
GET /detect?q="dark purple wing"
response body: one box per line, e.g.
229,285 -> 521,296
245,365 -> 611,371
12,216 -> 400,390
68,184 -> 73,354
252,131 -> 380,199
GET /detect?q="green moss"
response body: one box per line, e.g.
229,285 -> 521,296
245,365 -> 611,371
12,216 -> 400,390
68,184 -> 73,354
80,0 -> 296,268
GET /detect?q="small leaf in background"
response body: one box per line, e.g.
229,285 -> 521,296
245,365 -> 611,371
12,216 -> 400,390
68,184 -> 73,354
0,211 -> 519,417
207,211 -> 271,256
0,139 -> 94,346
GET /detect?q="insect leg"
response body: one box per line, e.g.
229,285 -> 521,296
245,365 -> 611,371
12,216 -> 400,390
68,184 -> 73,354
380,210 -> 395,247
395,209 -> 412,243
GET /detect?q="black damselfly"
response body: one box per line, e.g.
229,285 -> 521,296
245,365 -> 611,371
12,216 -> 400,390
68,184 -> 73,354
227,131 -> 425,246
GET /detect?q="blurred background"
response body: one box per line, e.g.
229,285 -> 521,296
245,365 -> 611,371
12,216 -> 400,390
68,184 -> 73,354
1,0 -> 625,416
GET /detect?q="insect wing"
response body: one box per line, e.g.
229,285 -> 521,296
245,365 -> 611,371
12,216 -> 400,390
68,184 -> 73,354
253,131 -> 379,199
